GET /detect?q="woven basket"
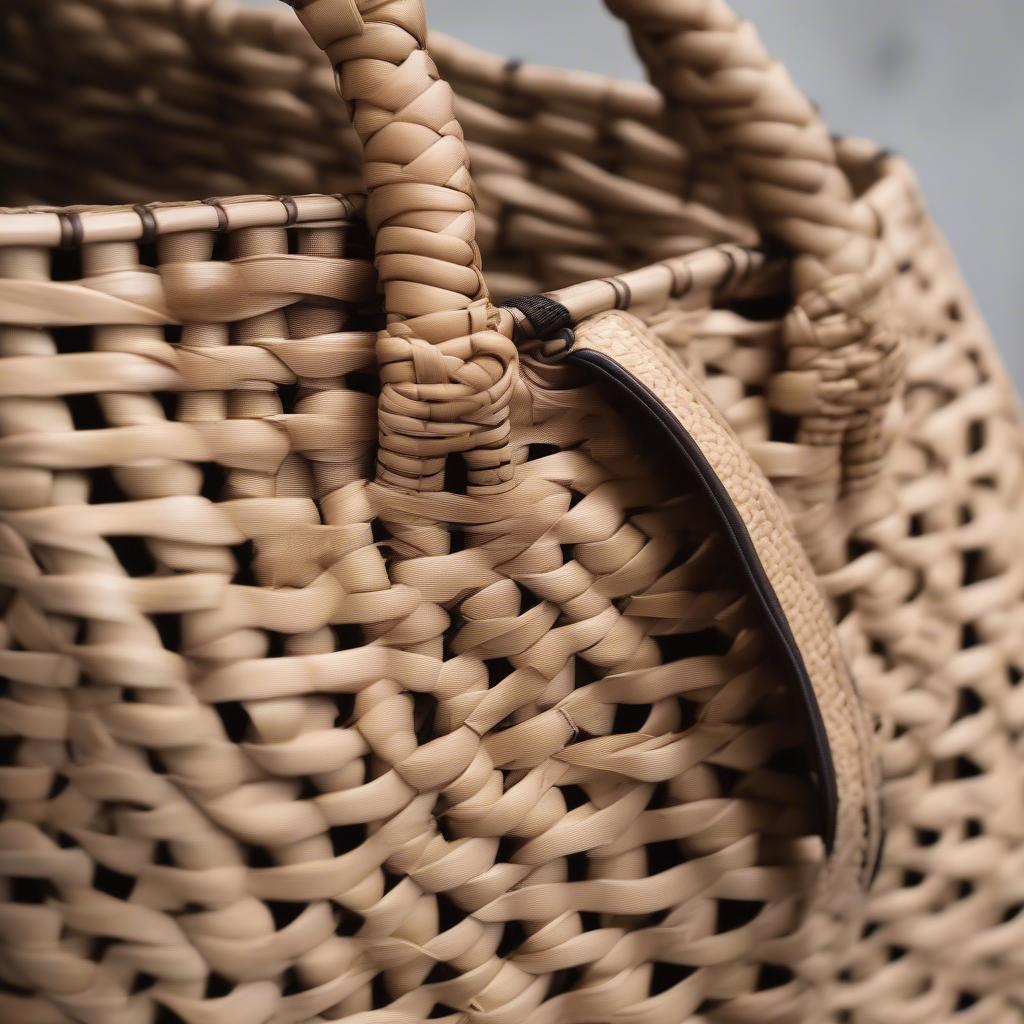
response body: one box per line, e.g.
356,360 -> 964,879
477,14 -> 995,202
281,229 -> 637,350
1,1 -> 1022,1022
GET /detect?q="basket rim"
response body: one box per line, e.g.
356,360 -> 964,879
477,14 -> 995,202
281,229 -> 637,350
0,193 -> 366,249
0,0 -> 896,250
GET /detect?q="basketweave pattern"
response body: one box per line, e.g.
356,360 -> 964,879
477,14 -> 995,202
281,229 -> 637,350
0,0 -> 1023,1020
0,202 -> 829,1021
825,164 -> 1024,1020
633,161 -> 1024,1016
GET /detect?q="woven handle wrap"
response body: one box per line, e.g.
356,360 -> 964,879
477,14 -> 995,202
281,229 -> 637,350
605,0 -> 902,517
284,0 -> 901,504
281,0 -> 511,494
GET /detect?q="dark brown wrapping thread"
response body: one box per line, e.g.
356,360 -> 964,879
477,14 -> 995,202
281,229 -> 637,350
668,260 -> 694,298
57,212 -> 82,250
202,198 -> 229,233
279,196 -> 299,227
503,58 -> 522,91
500,294 -> 574,340
602,277 -> 631,311
133,205 -> 158,247
718,248 -> 737,290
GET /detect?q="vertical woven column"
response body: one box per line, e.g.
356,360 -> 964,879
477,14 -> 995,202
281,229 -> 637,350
284,0 -> 517,494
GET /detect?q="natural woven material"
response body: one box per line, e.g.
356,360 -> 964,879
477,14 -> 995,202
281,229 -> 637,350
0,1 -> 1021,1022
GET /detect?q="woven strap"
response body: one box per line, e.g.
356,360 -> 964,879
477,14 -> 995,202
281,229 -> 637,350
604,0 -> 902,515
281,0 -> 510,494
282,0 -> 901,502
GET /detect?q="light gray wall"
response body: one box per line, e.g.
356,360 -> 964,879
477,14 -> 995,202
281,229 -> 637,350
248,0 -> 1024,384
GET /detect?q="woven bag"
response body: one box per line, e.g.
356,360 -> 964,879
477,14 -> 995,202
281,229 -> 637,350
1,0 -> 1023,1021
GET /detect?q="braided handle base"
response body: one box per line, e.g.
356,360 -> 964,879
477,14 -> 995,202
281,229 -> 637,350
285,0 -> 517,493
605,0 -> 903,511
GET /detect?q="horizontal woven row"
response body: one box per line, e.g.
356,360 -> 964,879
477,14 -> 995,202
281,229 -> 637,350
1,0 -> 1023,1021
0,203 -> 828,1020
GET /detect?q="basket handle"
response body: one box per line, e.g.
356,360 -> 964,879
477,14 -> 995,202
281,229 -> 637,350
281,0 -> 899,503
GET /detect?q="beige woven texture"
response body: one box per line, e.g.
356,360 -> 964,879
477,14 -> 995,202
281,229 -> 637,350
0,0 -> 1021,1022
565,308 -> 881,914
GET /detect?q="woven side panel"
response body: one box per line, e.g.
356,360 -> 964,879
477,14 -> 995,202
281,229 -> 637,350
0,206 -> 387,1023
821,163 -> 1024,1021
0,209 -> 844,1021
628,157 -> 1024,1020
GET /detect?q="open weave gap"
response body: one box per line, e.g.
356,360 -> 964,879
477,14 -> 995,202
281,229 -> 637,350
0,199 -> 839,1020
0,0 -> 1023,1020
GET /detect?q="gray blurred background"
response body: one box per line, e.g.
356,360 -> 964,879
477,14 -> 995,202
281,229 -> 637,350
250,0 -> 1024,384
